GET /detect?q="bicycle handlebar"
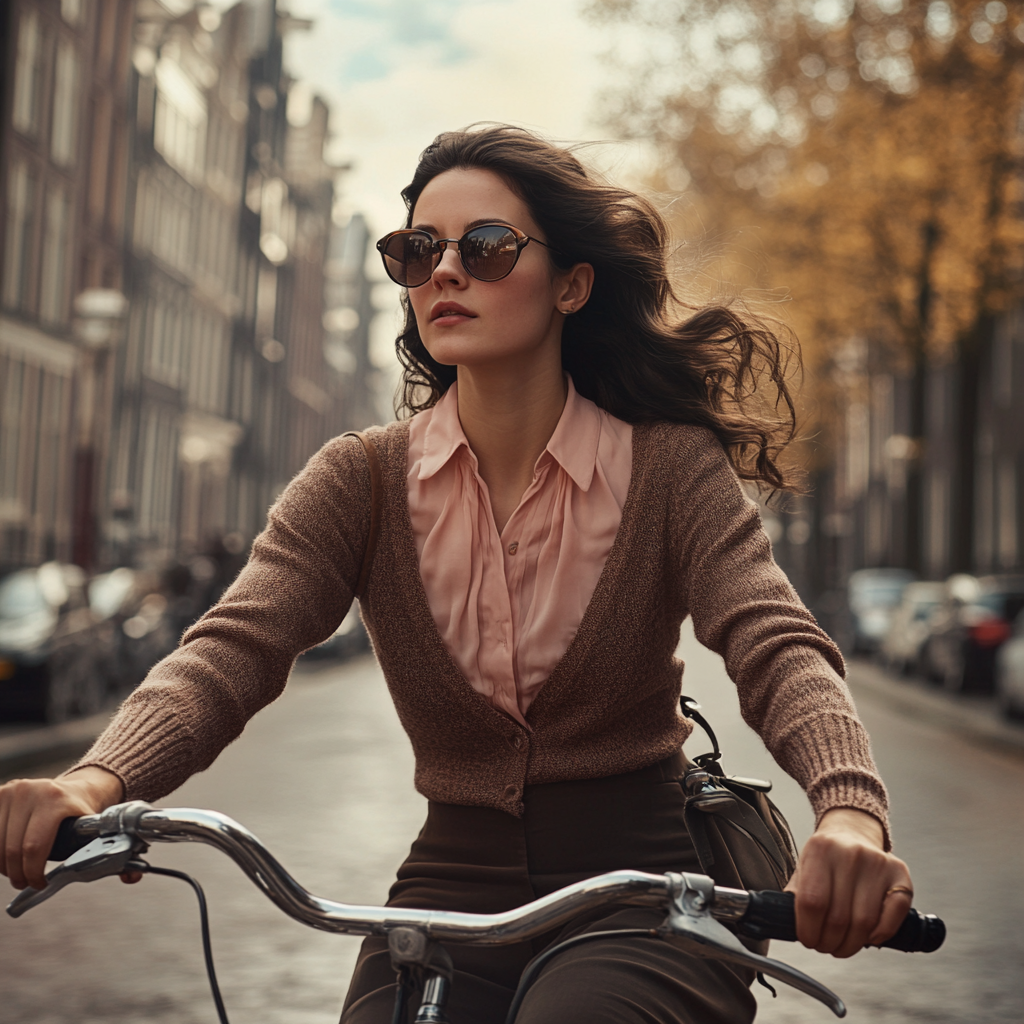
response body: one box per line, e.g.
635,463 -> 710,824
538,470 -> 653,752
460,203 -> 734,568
35,803 -> 944,955
34,804 -> 672,943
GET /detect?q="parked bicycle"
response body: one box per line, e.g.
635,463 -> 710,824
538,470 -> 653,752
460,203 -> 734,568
7,801 -> 945,1023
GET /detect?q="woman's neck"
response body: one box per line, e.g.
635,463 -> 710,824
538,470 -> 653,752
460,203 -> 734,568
456,358 -> 567,534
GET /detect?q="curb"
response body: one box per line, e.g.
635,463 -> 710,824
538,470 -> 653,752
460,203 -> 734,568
846,658 -> 1024,759
0,710 -> 112,779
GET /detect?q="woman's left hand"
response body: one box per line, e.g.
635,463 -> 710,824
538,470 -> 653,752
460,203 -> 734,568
785,807 -> 913,958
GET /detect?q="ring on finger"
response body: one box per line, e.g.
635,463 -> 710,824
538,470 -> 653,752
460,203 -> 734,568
885,885 -> 913,899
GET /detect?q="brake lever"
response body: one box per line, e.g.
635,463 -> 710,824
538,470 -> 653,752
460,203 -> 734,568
659,872 -> 847,1018
6,832 -> 148,918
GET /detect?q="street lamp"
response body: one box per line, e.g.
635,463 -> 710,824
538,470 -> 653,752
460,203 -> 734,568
72,288 -> 127,571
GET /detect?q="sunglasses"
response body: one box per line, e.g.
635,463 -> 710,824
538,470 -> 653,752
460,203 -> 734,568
375,223 -> 557,288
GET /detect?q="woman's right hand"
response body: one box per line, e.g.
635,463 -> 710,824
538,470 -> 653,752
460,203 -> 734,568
0,767 -> 125,891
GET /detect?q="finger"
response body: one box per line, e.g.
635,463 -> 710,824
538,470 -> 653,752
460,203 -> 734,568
792,848 -> 834,949
119,871 -> 143,884
833,870 -> 888,958
868,885 -> 914,946
815,859 -> 856,955
0,791 -> 11,882
22,809 -> 63,892
5,789 -> 34,891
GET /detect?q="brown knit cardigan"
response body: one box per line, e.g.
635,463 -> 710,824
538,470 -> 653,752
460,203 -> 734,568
73,420 -> 890,844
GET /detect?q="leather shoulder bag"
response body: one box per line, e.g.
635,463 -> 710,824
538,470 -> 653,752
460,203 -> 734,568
679,695 -> 798,894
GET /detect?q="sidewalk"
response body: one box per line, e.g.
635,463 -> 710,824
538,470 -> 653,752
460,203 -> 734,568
846,657 -> 1024,759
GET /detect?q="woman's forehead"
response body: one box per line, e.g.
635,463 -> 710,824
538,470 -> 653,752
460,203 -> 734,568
411,168 -> 537,234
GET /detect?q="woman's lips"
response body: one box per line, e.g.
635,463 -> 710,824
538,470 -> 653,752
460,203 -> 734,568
430,302 -> 476,325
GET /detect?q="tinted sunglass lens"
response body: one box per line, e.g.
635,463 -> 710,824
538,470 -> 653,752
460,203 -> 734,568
462,226 -> 519,281
383,232 -> 434,286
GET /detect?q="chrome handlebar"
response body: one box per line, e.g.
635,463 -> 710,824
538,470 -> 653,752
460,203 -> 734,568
10,802 -> 684,941
8,802 -> 855,1016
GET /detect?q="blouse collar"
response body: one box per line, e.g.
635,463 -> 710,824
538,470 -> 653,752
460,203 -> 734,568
417,375 -> 602,491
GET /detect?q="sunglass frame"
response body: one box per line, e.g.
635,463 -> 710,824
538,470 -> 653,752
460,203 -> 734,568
375,223 -> 555,287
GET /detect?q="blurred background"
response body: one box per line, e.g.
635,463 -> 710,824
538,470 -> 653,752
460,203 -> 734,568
0,1 -> 1022,1022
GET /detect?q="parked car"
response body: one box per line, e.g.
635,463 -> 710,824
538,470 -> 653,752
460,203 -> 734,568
300,605 -> 370,661
880,580 -> 945,675
921,574 -> 1024,694
88,567 -> 176,696
0,563 -> 107,722
847,568 -> 916,654
995,610 -> 1024,720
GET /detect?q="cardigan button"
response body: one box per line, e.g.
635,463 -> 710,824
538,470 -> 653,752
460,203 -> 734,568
508,735 -> 524,751
503,784 -> 519,801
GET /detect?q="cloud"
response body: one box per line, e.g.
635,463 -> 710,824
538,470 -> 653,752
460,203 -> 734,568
326,0 -> 479,82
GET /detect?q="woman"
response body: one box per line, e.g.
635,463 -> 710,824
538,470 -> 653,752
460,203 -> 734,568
0,126 -> 912,1023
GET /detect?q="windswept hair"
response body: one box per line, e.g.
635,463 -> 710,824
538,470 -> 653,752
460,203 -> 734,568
393,124 -> 800,492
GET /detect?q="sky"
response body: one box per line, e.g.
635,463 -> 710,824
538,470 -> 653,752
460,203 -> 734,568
280,0 -> 646,233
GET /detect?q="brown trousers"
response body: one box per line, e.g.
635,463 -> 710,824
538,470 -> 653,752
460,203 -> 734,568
340,754 -> 757,1024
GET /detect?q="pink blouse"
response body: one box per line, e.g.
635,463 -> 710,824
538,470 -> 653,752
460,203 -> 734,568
407,378 -> 633,727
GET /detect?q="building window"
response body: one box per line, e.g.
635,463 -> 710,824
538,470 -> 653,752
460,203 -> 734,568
51,38 -> 80,166
154,58 -> 207,183
39,187 -> 70,324
137,405 -> 179,547
997,458 -> 1019,571
0,358 -> 25,519
60,0 -> 83,25
12,9 -> 44,136
3,162 -> 36,311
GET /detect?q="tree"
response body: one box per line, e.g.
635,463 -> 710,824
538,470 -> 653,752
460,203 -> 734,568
589,0 -> 1024,572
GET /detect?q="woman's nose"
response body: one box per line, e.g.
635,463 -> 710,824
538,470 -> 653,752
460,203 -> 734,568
431,244 -> 466,286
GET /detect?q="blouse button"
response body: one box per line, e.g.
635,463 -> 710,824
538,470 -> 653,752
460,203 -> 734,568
503,784 -> 519,801
507,541 -> 519,555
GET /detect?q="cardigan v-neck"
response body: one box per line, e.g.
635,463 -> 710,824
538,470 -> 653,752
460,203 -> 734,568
406,378 -> 633,727
74,419 -> 891,845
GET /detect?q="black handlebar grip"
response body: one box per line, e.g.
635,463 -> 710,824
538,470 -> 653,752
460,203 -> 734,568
47,817 -> 91,862
735,889 -> 946,953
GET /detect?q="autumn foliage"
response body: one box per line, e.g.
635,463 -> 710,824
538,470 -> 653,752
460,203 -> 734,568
589,0 -> 1024,393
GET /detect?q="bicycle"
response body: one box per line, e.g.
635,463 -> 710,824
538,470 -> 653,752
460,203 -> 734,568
6,800 -> 945,1023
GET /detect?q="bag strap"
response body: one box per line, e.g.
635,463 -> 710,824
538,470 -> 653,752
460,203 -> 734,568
679,695 -> 723,770
342,430 -> 382,600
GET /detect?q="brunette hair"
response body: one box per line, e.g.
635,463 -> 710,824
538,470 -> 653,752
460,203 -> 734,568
393,124 -> 800,492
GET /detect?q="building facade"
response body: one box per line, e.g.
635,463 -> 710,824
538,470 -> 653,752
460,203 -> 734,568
1,0 -> 378,580
775,311 -> 1024,634
0,0 -> 135,572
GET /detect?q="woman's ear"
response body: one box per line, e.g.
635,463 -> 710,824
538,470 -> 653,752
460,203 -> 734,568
556,263 -> 595,315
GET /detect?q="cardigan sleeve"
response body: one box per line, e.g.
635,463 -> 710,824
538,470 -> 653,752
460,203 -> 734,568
65,432 -> 376,802
668,428 -> 892,848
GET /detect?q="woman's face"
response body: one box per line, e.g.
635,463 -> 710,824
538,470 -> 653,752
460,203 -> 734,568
407,168 -> 586,371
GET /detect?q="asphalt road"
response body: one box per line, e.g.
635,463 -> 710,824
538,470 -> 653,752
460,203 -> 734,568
0,625 -> 1021,1024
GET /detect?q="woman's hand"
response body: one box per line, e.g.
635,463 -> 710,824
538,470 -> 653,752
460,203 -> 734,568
0,767 -> 129,892
786,807 -> 913,958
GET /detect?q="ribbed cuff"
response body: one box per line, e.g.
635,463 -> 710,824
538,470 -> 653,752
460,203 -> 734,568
775,710 -> 892,851
64,698 -> 198,803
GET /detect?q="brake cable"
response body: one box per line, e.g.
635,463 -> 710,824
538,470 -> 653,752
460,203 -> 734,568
128,859 -> 231,1024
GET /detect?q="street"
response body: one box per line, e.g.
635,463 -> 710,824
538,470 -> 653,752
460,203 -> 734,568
1,625 -> 1022,1024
